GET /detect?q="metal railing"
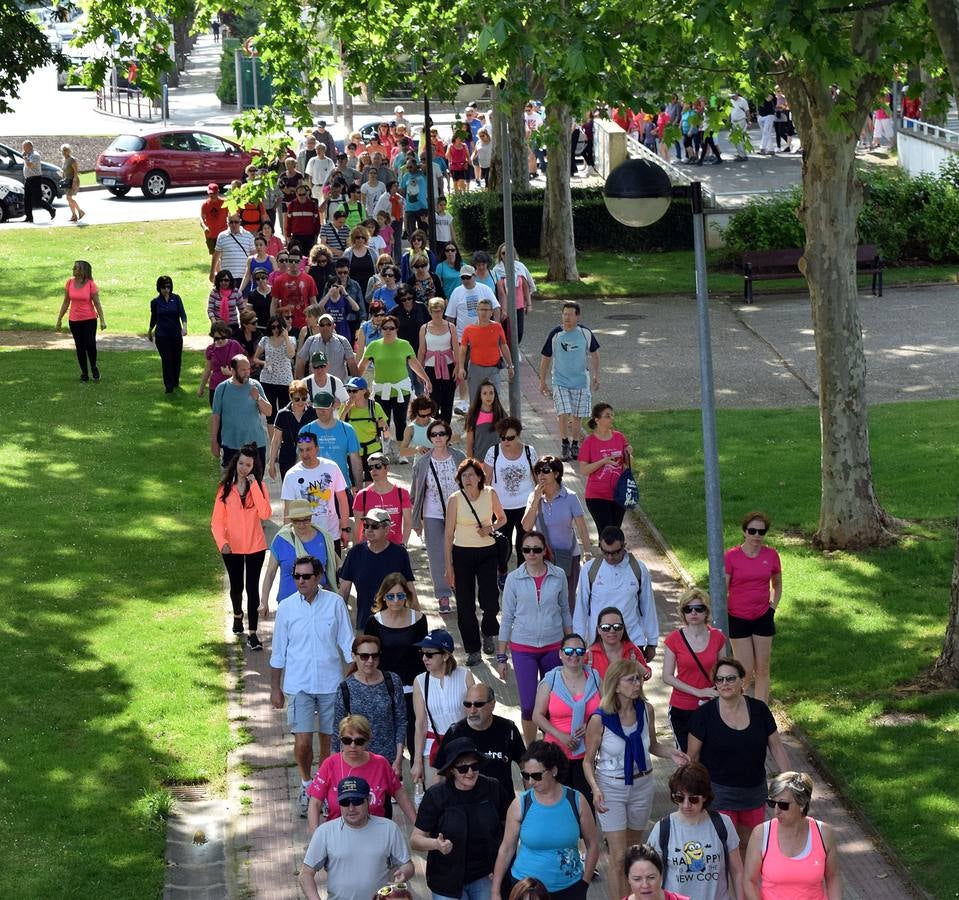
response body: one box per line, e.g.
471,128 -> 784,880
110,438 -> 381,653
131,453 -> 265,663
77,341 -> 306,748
95,85 -> 161,121
899,117 -> 959,145
625,134 -> 717,207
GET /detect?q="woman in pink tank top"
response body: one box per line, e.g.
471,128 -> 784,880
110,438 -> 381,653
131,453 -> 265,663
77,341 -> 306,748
742,771 -> 843,899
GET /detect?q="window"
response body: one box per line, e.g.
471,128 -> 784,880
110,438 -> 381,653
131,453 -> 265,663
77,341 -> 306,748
192,132 -> 228,153
105,135 -> 146,153
159,133 -> 194,152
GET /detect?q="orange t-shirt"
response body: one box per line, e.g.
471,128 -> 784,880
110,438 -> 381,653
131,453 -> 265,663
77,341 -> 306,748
201,197 -> 228,238
461,322 -> 505,367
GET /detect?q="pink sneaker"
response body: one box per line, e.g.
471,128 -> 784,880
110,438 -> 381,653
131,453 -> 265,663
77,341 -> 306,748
438,597 -> 452,615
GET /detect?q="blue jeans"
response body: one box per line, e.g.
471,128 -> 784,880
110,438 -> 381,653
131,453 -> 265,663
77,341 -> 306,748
433,876 -> 493,900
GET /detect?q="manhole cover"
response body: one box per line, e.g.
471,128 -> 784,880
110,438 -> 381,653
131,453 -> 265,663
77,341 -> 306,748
165,782 -> 211,801
606,314 -> 645,321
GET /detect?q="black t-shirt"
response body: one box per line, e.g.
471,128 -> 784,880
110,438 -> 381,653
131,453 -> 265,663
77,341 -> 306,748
364,611 -> 428,686
440,717 -> 526,800
247,290 -> 272,329
394,301 -> 430,351
689,697 -> 776,787
273,403 -> 318,468
340,542 -> 415,627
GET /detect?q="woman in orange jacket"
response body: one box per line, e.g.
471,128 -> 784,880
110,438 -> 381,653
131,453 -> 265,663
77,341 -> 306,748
211,443 -> 273,650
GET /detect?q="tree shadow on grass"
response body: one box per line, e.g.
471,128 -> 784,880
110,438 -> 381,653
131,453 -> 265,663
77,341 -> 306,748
0,350 -> 232,896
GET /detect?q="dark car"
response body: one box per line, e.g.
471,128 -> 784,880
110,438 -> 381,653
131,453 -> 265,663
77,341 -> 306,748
0,176 -> 26,222
94,129 -> 255,199
0,142 -> 64,206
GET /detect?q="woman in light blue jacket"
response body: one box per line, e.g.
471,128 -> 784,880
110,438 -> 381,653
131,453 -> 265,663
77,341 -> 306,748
496,529 -> 572,744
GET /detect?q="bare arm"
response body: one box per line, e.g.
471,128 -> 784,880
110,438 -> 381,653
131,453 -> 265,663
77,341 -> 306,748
662,645 -> 719,700
589,349 -> 600,389
298,865 -> 322,900
260,553 -> 278,618
539,354 -> 552,393
401,505 -> 412,544
407,355 -> 431,390
491,799 -> 522,900
686,733 -> 703,763
767,731 -> 791,773
582,715 -> 606,812
573,515 -> 592,558
91,291 -> 105,328
771,571 -> 783,608
742,823 -> 764,900
728,832 -> 746,900
822,823 -> 843,900
210,412 -> 222,457
444,495 -> 458,590
411,679 -> 426,783
578,793 -> 600,883
56,287 -> 70,328
646,702 -> 689,764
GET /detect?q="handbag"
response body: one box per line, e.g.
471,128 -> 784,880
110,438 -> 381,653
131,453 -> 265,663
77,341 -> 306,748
59,177 -> 73,192
422,673 -> 444,767
460,488 -> 509,567
614,450 -> 639,510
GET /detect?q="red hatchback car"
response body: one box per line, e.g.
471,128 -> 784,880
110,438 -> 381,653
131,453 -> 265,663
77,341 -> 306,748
95,130 -> 254,198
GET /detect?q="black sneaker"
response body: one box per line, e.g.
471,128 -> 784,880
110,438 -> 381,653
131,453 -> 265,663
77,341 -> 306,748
247,633 -> 263,651
91,367 -> 101,382
570,440 -> 580,459
561,438 -> 571,461
80,373 -> 89,382
466,651 -> 483,667
232,616 -> 244,634
482,635 -> 497,655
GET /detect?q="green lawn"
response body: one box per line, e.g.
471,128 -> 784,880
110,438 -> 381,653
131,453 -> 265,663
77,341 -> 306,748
0,350 -> 231,897
618,402 -> 959,897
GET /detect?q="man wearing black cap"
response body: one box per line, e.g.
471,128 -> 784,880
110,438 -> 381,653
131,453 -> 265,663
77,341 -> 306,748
437,683 -> 526,799
299,776 -> 413,900
312,119 -> 337,158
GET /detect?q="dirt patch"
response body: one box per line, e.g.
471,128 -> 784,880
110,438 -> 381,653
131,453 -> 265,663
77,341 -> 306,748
870,712 -> 928,727
0,330 -> 208,351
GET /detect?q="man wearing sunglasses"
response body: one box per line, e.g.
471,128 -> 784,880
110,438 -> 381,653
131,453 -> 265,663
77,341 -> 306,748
436,683 -> 526,800
280,431 -> 350,551
338,507 -> 417,628
210,213 -> 255,285
296,314 -> 358,382
298,390 -> 362,493
299,776 -> 413,900
351,453 -> 412,545
573,525 -> 659,663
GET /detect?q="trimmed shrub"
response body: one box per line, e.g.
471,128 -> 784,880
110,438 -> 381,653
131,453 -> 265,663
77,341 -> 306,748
216,38 -> 240,106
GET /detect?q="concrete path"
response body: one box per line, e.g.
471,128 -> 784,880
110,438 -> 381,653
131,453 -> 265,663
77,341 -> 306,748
207,365 -> 921,900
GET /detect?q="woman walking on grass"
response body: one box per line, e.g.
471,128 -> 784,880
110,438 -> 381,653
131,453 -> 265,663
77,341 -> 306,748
56,260 -> 105,383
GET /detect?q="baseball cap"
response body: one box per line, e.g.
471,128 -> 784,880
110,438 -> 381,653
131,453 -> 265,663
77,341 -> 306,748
317,119 -> 327,128
362,507 -> 392,525
346,376 -> 368,391
207,182 -> 219,193
460,264 -> 476,278
288,499 -> 313,520
317,314 -> 335,325
336,776 -> 370,802
313,391 -> 336,408
311,351 -> 328,367
415,629 -> 455,653
394,105 -> 405,114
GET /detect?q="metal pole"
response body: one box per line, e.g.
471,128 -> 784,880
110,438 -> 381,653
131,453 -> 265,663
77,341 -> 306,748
690,181 -> 727,634
424,94 -> 436,248
252,56 -> 260,110
499,109 -> 521,418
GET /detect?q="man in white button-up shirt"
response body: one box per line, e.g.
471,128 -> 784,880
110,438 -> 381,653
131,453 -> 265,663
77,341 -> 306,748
572,526 -> 659,661
271,554 -> 355,817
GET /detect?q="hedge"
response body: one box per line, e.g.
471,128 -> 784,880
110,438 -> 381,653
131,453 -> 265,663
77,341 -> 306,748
448,187 -> 694,254
216,38 -> 241,106
720,158 -> 959,264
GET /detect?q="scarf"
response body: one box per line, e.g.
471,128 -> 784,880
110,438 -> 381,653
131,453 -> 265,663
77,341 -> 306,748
547,666 -> 601,756
424,347 -> 453,380
597,700 -> 649,784
274,523 -> 340,590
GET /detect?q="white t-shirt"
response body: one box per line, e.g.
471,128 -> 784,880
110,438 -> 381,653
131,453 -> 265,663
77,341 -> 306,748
446,282 -> 500,339
484,442 -> 537,510
423,454 -> 458,519
281,460 -> 347,536
307,156 -> 335,198
361,181 -> 387,216
303,814 -> 411,900
647,812 -> 739,900
434,212 -> 454,243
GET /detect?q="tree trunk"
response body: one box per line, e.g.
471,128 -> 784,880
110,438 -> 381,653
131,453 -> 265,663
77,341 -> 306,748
539,103 -> 579,281
930,512 -> 959,686
927,0 -> 959,101
786,77 -> 896,550
489,91 -> 527,194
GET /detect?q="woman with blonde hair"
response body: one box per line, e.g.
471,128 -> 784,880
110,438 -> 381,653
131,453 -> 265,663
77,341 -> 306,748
662,588 -> 728,751
583,658 -> 688,900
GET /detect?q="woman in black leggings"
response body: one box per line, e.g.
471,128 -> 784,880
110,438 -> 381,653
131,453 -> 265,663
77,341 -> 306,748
56,260 -> 106,382
210,444 -> 273,651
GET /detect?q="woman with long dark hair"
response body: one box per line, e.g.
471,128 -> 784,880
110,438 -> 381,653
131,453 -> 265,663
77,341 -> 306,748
148,275 -> 187,393
210,443 -> 272,650
578,402 -> 632,536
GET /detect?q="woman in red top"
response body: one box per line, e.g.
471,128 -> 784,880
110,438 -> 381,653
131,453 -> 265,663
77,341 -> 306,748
446,134 -> 471,193
661,588 -> 728,751
210,443 -> 272,651
578,402 -> 632,536
625,843 -> 690,900
724,510 -> 782,704
56,260 -> 106,382
585,606 -> 651,681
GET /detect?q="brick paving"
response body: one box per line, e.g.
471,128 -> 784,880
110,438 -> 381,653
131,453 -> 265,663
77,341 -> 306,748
199,361 -> 922,899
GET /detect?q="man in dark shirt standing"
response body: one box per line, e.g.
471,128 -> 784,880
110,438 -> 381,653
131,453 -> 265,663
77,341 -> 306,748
438,683 -> 525,800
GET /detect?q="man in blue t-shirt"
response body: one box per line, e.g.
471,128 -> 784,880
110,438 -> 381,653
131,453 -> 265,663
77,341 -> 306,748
298,391 -> 363,491
539,301 -> 600,461
211,354 -> 272,469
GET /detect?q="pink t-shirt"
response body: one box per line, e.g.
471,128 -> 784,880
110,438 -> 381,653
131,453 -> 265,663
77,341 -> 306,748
205,339 -> 245,391
353,483 -> 411,544
545,688 -> 601,760
306,752 -> 401,819
578,431 -> 628,500
663,627 -> 727,710
65,278 -> 99,321
476,410 -> 494,426
724,545 -> 782,620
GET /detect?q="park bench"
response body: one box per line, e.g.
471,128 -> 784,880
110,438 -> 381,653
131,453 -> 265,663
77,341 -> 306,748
742,246 -> 884,302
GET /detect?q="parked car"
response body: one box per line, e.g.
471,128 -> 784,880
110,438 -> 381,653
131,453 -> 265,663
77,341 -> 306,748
0,142 -> 64,206
95,130 -> 255,198
0,176 -> 26,223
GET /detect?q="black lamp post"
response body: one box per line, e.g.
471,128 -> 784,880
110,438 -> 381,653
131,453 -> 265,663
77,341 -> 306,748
603,159 -> 728,634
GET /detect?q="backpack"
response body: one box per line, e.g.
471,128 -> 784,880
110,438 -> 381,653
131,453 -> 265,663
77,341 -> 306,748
583,555 -> 645,622
339,673 -> 397,725
491,443 -> 534,484
658,811 -> 729,883
520,785 -> 580,825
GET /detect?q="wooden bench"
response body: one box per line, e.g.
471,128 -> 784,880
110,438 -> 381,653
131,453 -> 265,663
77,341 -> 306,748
742,246 -> 884,302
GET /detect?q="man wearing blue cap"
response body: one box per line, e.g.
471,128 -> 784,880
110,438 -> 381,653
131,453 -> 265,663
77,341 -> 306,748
299,776 -> 413,900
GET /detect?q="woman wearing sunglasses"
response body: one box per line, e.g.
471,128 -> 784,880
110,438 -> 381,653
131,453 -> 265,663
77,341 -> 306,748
435,242 -> 463,299
417,298 -> 458,423
687,658 -> 790,856
267,380 -> 318,481
364,574 -> 427,755
531,634 -> 602,807
583,659 -> 689,900
497,530 -> 571,743
306,712 -> 416,830
412,737 -> 511,900
585,607 -> 651,682
724,511 -> 782,704
743,771 -> 842,900
647,763 -> 744,900
491,740 -> 600,900
332,636 -> 408,777
340,378 -> 389,485
661,588 -> 728,753
253,314 -> 296,430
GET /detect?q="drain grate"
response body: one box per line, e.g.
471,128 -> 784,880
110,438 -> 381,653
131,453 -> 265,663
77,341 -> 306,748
606,313 -> 645,321
165,782 -> 211,802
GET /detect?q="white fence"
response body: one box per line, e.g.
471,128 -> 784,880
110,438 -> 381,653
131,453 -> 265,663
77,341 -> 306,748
897,118 -> 959,177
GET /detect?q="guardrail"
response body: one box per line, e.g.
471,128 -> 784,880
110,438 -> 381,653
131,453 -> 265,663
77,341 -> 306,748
625,135 -> 717,207
95,85 -> 161,121
900,117 -> 959,145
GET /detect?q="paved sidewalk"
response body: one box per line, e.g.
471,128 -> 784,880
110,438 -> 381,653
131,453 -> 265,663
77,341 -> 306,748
209,362 -> 920,899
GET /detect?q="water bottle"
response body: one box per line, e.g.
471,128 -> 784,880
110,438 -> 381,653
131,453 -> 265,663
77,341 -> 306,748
413,783 -> 424,809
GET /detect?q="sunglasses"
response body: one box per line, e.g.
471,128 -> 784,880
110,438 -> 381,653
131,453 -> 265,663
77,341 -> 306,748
746,527 -> 768,535
429,432 -> 449,439
255,274 -> 268,280
364,521 -> 387,529
339,797 -> 366,806
340,735 -> 369,746
671,792 -> 704,804
715,674 -> 740,684
293,572 -> 314,580
767,798 -> 794,811
534,467 -> 553,475
453,762 -> 481,774
369,462 -> 388,471
502,434 -> 518,441
445,247 -> 457,252
385,592 -> 407,602
562,647 -> 586,657
683,605 -> 707,614
521,546 -> 545,554
602,547 -> 626,558
421,650 -> 442,658
463,700 -> 491,709
599,622 -> 624,632
291,395 -> 309,402
521,771 -> 545,781
381,326 -> 397,332
413,263 -> 428,269
355,652 -> 380,661
277,256 -> 290,263
297,436 -> 315,444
